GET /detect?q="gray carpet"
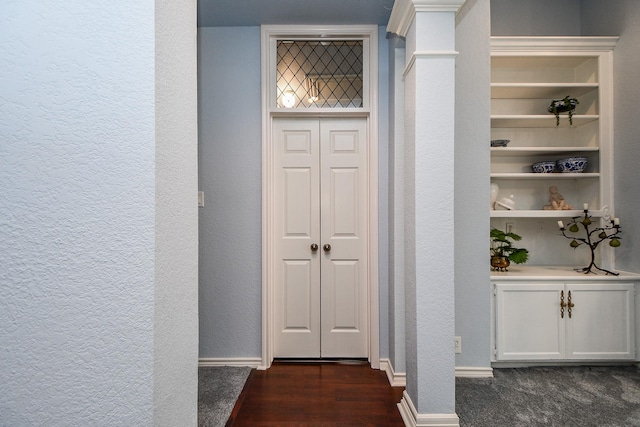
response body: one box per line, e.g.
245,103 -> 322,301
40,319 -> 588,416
456,366 -> 640,427
198,366 -> 251,427
199,365 -> 640,426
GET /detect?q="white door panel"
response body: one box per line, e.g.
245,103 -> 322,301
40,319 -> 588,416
320,119 -> 368,357
273,119 -> 320,357
273,117 -> 368,358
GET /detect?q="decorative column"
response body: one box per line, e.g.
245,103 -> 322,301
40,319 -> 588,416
388,1 -> 465,425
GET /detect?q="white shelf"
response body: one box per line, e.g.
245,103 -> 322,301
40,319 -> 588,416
491,83 -> 598,99
490,146 -> 599,157
491,265 -> 639,281
490,209 -> 602,218
491,115 -> 599,128
491,172 -> 599,179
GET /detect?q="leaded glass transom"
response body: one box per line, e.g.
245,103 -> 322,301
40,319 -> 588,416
276,40 -> 363,109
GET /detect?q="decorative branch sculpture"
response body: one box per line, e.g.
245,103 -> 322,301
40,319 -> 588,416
557,207 -> 621,276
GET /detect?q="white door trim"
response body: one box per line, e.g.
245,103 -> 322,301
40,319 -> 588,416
260,25 -> 379,369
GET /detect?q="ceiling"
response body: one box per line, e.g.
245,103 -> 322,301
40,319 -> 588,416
198,0 -> 396,27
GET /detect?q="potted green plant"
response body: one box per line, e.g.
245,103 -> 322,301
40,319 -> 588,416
490,227 -> 529,271
548,95 -> 579,126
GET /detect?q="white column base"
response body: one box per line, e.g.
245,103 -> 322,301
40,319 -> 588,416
380,358 -> 407,386
455,366 -> 494,378
397,391 -> 460,427
381,361 -> 493,387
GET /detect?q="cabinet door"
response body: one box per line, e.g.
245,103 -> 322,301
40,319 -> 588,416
566,283 -> 635,360
495,283 -> 565,360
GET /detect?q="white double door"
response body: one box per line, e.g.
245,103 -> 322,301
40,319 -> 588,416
272,117 -> 369,358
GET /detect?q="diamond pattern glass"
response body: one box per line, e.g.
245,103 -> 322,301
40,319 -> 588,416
277,40 -> 363,108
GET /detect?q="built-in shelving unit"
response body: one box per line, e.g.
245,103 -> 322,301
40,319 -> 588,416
488,37 -> 640,366
490,37 -> 617,237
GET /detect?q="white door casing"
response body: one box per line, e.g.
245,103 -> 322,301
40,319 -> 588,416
272,118 -> 368,358
261,25 -> 379,369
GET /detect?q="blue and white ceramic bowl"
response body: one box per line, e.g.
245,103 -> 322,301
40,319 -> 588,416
556,156 -> 588,173
531,161 -> 556,173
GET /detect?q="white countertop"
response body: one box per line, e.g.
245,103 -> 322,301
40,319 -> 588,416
491,265 -> 640,281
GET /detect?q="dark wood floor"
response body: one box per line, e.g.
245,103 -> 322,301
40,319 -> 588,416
226,361 -> 406,426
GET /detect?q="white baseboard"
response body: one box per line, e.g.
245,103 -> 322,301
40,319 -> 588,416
198,357 -> 262,368
380,358 -> 407,387
398,391 -> 460,427
380,360 -> 493,387
455,366 -> 494,378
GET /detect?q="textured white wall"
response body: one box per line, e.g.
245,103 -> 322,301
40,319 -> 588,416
454,0 -> 492,368
581,0 -> 640,274
0,1 -> 156,425
154,0 -> 199,425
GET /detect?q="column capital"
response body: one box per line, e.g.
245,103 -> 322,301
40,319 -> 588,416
387,0 -> 466,37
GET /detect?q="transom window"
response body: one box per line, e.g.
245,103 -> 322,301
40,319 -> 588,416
276,40 -> 364,109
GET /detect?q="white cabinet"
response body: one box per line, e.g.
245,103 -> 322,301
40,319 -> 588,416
494,280 -> 635,362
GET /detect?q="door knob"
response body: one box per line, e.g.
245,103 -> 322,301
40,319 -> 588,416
310,243 -> 319,252
323,243 -> 331,252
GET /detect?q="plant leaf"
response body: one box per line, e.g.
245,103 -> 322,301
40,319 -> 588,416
509,248 -> 529,264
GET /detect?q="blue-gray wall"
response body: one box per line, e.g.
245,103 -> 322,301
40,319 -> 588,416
388,34 -> 406,375
378,28 -> 391,361
581,0 -> 640,274
491,0 -> 581,36
197,26 -> 391,359
455,0 -> 492,369
198,27 -> 263,358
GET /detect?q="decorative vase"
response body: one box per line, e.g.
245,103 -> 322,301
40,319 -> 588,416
491,256 -> 510,271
